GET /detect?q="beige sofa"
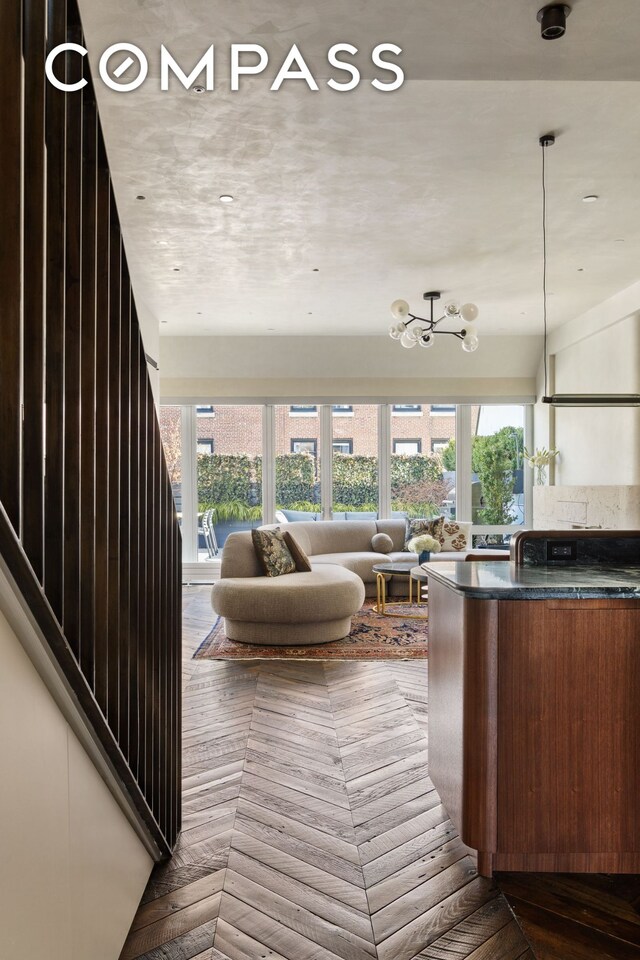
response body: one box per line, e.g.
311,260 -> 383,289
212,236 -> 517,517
253,518 -> 501,596
211,519 -> 507,645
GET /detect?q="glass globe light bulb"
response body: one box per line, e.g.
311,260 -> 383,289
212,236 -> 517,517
462,334 -> 479,353
460,321 -> 477,340
400,332 -> 417,348
443,300 -> 460,318
418,333 -> 436,348
460,302 -> 479,323
395,321 -> 407,335
389,324 -> 401,340
391,299 -> 410,321
409,325 -> 424,341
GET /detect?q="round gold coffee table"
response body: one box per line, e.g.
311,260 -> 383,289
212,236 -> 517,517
372,562 -> 428,619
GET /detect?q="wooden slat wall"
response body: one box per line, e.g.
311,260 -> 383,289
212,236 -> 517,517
0,0 -> 181,857
22,0 -> 47,579
0,0 -> 23,531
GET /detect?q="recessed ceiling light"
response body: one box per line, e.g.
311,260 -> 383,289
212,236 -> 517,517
219,195 -> 234,203
582,195 -> 599,203
313,268 -> 319,272
615,238 -> 625,243
156,239 -> 168,246
173,267 -> 180,272
577,267 -> 584,272
192,85 -> 206,94
161,321 -> 168,324
136,195 -> 146,200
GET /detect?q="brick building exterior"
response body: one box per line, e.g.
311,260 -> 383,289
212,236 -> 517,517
159,403 -> 458,468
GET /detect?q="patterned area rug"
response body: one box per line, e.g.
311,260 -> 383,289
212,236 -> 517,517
193,599 -> 428,661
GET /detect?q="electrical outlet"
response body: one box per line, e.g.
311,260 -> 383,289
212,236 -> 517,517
546,540 -> 577,563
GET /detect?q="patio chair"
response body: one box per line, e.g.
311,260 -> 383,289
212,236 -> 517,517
200,508 -> 219,559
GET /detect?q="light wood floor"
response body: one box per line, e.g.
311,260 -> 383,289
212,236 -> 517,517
119,586 -> 533,960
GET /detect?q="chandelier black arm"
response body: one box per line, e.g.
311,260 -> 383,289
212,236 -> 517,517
406,313 -> 438,330
406,314 -> 465,339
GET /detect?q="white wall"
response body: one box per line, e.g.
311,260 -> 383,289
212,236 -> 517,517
160,334 -> 541,402
534,280 -> 640,487
0,604 -> 152,960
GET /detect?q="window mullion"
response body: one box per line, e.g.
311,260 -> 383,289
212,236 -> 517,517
524,403 -> 534,528
456,405 -> 472,522
262,404 -> 275,525
320,405 -> 333,519
181,405 -> 198,562
378,404 -> 391,519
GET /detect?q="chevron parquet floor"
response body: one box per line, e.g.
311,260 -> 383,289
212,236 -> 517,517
119,586 -> 533,960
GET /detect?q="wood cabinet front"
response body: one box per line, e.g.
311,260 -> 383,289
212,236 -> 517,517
427,581 -> 640,876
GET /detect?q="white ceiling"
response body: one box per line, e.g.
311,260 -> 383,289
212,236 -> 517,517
78,0 -> 640,337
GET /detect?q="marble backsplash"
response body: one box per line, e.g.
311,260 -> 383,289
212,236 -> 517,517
533,485 -> 640,530
519,534 -> 640,566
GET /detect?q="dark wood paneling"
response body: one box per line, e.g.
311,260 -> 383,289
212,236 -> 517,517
62,6 -> 83,656
497,600 -> 640,866
118,261 -> 131,754
44,0 -> 67,621
127,322 -> 141,778
0,0 -> 23,530
22,0 -> 47,577
428,583 -> 640,879
107,196 -> 122,731
93,141 -> 111,714
1,0 -> 181,854
79,74 -> 97,682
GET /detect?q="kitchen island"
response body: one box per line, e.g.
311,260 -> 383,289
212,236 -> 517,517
425,559 -> 640,878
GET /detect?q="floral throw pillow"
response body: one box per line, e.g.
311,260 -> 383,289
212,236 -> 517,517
438,520 -> 472,552
404,516 -> 445,551
251,528 -> 296,577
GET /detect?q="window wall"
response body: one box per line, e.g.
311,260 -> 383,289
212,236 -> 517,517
276,404 -> 321,519
195,405 -> 263,558
391,405 -> 456,519
158,405 -> 183,511
162,401 -> 533,562
471,404 -> 527,544
333,405 -> 379,517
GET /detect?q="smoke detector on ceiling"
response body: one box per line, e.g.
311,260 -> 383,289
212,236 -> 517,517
537,4 -> 571,39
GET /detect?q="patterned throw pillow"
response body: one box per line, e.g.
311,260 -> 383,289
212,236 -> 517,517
438,520 -> 472,552
251,527 -> 296,577
404,516 -> 445,551
283,531 -> 313,572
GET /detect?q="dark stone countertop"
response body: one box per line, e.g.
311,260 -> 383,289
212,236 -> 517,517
423,561 -> 640,600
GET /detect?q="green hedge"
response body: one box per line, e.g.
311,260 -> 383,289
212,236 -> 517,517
197,454 -> 259,510
391,454 -> 442,489
275,453 -> 318,505
333,455 -> 377,506
198,452 -> 444,513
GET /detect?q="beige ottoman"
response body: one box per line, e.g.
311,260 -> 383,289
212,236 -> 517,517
211,565 -> 365,645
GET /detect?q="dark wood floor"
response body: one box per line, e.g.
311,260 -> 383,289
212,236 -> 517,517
497,873 -> 640,960
118,586 -> 640,960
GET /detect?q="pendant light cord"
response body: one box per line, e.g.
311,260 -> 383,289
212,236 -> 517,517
542,139 -> 549,398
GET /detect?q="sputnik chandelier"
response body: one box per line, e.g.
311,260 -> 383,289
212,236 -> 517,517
388,292 -> 480,352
